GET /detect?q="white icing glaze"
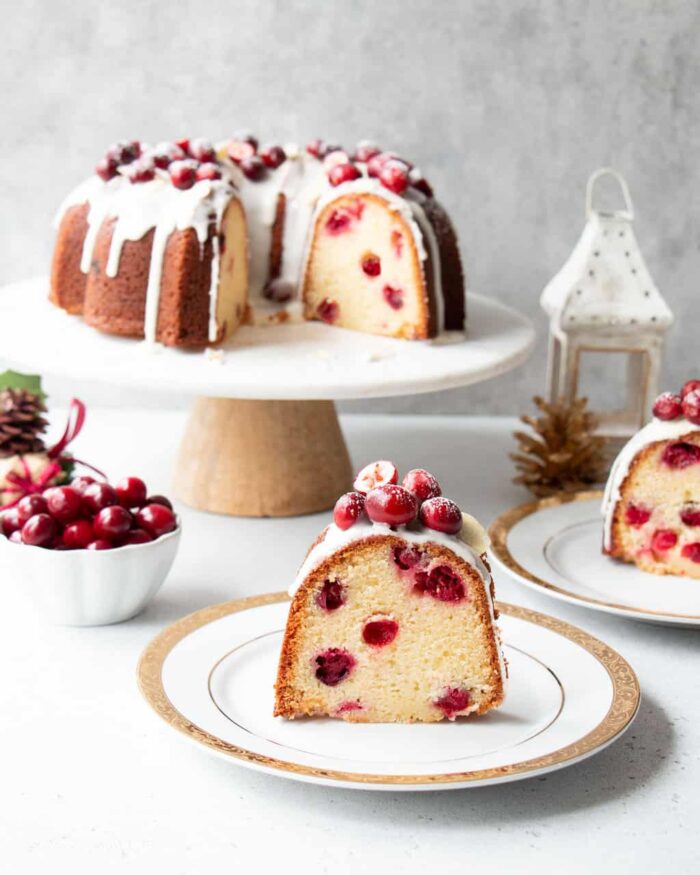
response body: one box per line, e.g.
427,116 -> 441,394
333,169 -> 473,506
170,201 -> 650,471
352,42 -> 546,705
602,416 -> 700,548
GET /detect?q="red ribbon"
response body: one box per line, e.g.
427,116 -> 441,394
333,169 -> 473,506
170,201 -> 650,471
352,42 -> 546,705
48,398 -> 86,459
1,457 -> 63,509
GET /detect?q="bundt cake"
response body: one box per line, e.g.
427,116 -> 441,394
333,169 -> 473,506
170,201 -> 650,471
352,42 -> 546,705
275,461 -> 506,723
603,379 -> 700,577
50,136 -> 465,348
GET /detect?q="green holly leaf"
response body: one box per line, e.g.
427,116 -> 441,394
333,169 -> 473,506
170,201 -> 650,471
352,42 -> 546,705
0,371 -> 46,401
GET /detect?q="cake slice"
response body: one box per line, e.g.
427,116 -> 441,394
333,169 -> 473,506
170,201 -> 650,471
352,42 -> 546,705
603,379 -> 700,577
275,462 -> 506,722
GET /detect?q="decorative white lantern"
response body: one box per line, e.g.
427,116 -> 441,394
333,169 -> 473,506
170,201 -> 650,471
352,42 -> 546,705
540,168 -> 673,446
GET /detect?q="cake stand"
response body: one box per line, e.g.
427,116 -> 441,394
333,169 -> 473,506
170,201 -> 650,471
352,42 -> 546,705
0,278 -> 534,516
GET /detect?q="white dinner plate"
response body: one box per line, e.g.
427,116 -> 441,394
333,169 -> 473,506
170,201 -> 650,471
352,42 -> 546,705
489,491 -> 700,627
138,592 -> 639,791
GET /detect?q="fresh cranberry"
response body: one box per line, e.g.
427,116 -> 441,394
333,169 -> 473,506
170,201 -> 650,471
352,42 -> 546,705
146,494 -> 173,511
336,700 -> 363,714
382,285 -> 404,310
44,486 -> 83,523
378,159 -> 410,195
0,508 -> 21,537
402,469 -> 441,502
315,579 -> 346,611
328,163 -> 361,186
149,142 -> 186,169
653,392 -> 683,420
409,169 -> 433,197
681,542 -> 700,563
333,492 -> 366,530
414,564 -> 466,602
127,159 -> 155,184
361,253 -> 381,277
682,390 -> 700,425
82,482 -> 118,514
135,504 -> 177,538
62,519 -> 95,550
392,544 -> 423,570
652,529 -> 678,552
93,506 -> 132,542
195,162 -> 222,181
17,494 -> 49,525
188,138 -> 217,163
227,138 -> 257,164
680,379 -> 700,399
434,687 -> 471,718
314,648 -> 355,686
317,298 -> 339,324
325,209 -> 352,235
260,144 -> 286,169
240,156 -> 266,181
116,476 -> 147,508
105,140 -> 140,165
365,485 -> 418,526
680,505 -> 700,526
353,141 -> 381,163
169,160 -> 197,190
122,529 -> 154,545
21,514 -> 56,548
624,504 -> 652,526
419,497 -> 462,534
71,476 -> 96,495
263,279 -> 294,303
96,157 -> 119,181
87,539 -> 113,551
353,460 -> 399,494
391,229 -> 403,258
362,617 -> 398,646
661,442 -> 700,469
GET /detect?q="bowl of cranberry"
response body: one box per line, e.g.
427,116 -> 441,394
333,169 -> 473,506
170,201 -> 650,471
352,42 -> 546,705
0,476 -> 181,626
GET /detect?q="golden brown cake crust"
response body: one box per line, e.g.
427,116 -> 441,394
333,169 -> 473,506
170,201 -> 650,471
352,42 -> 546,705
50,203 -> 90,315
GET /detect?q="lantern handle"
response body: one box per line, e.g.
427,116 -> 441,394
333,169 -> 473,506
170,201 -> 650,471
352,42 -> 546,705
585,167 -> 634,219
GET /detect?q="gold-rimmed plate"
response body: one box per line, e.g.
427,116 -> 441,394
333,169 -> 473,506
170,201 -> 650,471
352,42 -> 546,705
489,491 -> 700,627
137,593 -> 639,791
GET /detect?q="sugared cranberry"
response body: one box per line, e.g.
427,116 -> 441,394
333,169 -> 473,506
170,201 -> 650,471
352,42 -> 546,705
127,159 -> 155,184
314,648 -> 355,686
653,392 -> 683,421
82,482 -> 118,514
260,144 -> 286,169
227,138 -> 257,164
624,504 -> 652,526
87,539 -> 113,551
366,151 -> 396,178
188,138 -> 217,163
306,138 -> 326,158
146,494 -> 173,511
263,279 -> 294,303
402,469 -> 442,502
354,460 -> 399,494
392,544 -> 423,570
195,162 -> 222,181
44,486 -> 83,523
122,529 -> 154,545
328,162 -> 361,186
175,138 -> 190,154
681,542 -> 700,563
378,159 -> 410,195
240,156 -> 266,181
382,285 -> 404,310
17,494 -> 49,525
315,579 -> 346,611
680,379 -> 700,399
333,492 -> 366,530
661,442 -> 700,469
682,390 -> 700,425
353,141 -> 381,163
62,519 -> 95,550
21,514 -> 56,548
365,485 -> 418,526
323,150 -> 351,170
94,506 -> 132,542
116,476 -> 147,508
361,253 -> 381,277
105,140 -> 140,165
362,617 -> 399,647
434,687 -> 471,718
680,505 -> 700,526
419,497 -> 462,534
135,503 -> 177,538
414,564 -> 466,602
149,142 -> 186,169
409,169 -> 434,197
1,508 -> 21,537
317,298 -> 339,324
652,529 -> 678,552
71,476 -> 96,495
169,160 -> 197,190
96,157 -> 119,181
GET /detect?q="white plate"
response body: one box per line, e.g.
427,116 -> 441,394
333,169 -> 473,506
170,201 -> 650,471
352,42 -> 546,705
137,593 -> 639,791
0,278 -> 534,400
489,491 -> 700,627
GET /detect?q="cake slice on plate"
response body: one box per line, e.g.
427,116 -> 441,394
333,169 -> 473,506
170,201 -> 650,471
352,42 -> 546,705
274,462 -> 506,722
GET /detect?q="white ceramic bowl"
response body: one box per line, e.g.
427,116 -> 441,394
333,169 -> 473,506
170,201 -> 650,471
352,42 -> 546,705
0,525 -> 181,626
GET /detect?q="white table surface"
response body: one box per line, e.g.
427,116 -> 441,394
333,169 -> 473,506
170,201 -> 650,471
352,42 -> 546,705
1,410 -> 697,874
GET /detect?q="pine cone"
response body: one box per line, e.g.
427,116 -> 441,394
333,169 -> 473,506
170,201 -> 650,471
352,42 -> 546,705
511,396 -> 608,497
0,388 -> 49,458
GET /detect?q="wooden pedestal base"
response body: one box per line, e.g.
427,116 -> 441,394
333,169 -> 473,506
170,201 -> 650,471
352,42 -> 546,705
172,398 -> 353,517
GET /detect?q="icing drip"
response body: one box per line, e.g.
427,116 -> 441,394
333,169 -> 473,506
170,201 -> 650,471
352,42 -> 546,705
602,417 -> 700,549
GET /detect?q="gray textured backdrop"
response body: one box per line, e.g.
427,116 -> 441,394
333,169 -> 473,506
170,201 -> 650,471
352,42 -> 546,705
2,0 -> 699,413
